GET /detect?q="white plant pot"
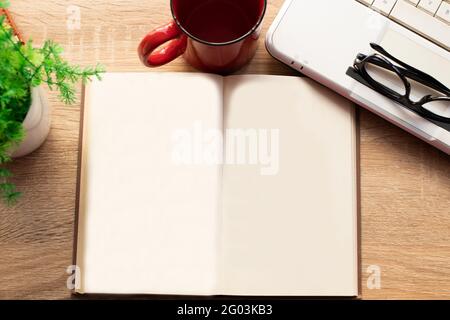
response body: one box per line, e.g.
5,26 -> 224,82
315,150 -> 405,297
10,87 -> 51,158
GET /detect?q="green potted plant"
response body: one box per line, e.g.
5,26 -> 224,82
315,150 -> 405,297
0,1 -> 104,205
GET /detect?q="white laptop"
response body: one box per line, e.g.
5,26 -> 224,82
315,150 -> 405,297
266,0 -> 450,154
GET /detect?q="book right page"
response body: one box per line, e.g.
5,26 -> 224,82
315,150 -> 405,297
219,75 -> 358,296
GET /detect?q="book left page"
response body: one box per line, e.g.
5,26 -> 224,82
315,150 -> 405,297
76,72 -> 223,295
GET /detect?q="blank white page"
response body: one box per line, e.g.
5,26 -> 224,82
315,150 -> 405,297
77,73 -> 223,295
219,75 -> 358,296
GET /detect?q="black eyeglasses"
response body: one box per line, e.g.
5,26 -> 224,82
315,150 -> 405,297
346,43 -> 450,132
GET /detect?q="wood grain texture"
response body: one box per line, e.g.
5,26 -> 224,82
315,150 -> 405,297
0,0 -> 449,300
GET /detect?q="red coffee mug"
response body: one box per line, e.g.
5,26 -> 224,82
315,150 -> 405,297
138,0 -> 267,74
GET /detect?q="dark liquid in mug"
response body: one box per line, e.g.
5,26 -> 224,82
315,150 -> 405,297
173,0 -> 263,43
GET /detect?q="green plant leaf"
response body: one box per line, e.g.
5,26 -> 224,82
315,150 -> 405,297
0,0 -> 10,9
0,168 -> 11,178
0,182 -> 21,206
0,16 -> 105,205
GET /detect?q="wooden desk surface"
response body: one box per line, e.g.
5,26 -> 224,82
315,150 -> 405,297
0,0 -> 449,300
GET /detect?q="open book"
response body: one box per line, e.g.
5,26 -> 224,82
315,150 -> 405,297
75,72 -> 359,296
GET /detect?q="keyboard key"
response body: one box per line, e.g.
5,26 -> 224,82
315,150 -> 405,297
357,0 -> 375,6
436,1 -> 450,23
390,0 -> 450,50
418,0 -> 442,14
373,0 -> 398,15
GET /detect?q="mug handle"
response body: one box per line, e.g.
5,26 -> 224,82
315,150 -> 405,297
138,21 -> 188,67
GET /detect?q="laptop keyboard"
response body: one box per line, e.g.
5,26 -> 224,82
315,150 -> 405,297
357,0 -> 450,51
